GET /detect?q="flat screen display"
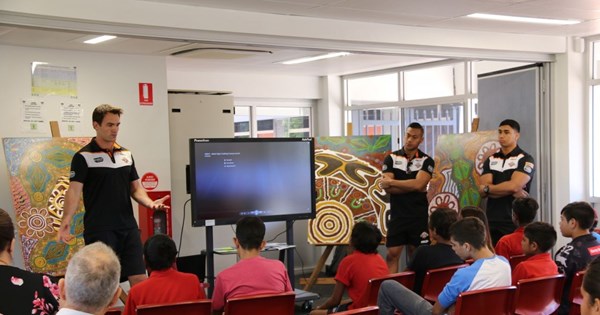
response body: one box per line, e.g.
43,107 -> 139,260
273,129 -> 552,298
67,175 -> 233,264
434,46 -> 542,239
189,137 -> 316,226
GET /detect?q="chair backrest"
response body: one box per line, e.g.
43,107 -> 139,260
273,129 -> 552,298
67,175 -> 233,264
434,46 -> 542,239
105,307 -> 122,315
334,306 -> 379,315
568,271 -> 586,315
509,254 -> 528,270
454,286 -> 516,315
224,291 -> 296,315
365,271 -> 415,306
421,264 -> 469,302
136,299 -> 212,315
513,274 -> 565,315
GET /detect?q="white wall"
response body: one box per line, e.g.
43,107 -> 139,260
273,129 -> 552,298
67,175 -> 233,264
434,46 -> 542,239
0,44 -> 170,268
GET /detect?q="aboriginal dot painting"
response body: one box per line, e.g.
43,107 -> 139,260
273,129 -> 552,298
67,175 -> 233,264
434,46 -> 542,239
3,137 -> 89,275
308,136 -> 392,245
426,130 -> 499,214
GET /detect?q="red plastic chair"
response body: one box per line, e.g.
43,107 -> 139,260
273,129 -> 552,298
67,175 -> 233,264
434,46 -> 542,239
136,299 -> 212,315
334,306 -> 379,315
105,307 -> 122,315
513,274 -> 565,315
509,254 -> 528,270
224,291 -> 296,315
365,271 -> 415,306
568,271 -> 586,315
421,264 -> 469,303
454,286 -> 516,315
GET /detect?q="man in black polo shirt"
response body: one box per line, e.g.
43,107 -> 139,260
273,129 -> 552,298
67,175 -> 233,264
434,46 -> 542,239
478,119 -> 534,245
381,122 -> 434,273
58,104 -> 169,287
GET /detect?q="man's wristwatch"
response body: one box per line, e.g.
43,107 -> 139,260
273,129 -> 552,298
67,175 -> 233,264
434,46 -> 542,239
483,185 -> 490,195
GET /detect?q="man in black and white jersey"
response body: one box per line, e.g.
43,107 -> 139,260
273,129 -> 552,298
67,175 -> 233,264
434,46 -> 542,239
381,122 -> 434,273
58,104 -> 169,287
479,119 -> 534,245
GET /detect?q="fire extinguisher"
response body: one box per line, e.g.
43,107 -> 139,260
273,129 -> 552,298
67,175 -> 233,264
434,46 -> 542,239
153,210 -> 167,235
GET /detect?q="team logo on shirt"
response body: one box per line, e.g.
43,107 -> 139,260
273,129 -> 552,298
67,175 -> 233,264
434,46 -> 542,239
70,171 -> 75,179
94,157 -> 104,163
491,161 -> 498,166
524,162 -> 534,173
122,156 -> 130,164
382,164 -> 388,171
588,245 -> 600,256
428,165 -> 434,173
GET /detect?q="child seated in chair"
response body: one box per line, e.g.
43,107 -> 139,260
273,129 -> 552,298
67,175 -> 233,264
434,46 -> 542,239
311,221 -> 388,314
123,234 -> 206,315
211,216 -> 293,314
511,221 -> 558,285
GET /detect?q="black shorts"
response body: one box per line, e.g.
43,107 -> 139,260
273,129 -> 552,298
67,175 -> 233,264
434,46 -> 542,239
386,217 -> 429,248
84,228 -> 146,281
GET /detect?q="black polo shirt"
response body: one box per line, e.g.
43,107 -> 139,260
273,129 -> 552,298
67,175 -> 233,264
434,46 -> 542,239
482,145 -> 534,223
69,138 -> 139,233
382,148 -> 434,221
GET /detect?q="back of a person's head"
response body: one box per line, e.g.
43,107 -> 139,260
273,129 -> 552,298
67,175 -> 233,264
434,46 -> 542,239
235,216 -> 265,250
512,197 -> 539,224
561,201 -> 595,230
459,206 -> 488,224
65,242 -> 121,313
144,234 -> 177,271
350,221 -> 382,254
450,217 -> 486,250
524,222 -> 556,253
429,207 -> 459,240
583,256 -> 600,310
499,119 -> 521,133
0,208 -> 15,252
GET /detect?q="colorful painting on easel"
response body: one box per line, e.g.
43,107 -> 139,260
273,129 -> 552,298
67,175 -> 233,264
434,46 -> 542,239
3,137 -> 89,275
308,136 -> 392,244
427,130 -> 499,213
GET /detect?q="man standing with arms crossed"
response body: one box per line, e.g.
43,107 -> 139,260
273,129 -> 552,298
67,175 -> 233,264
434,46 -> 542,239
58,104 -> 169,287
381,122 -> 434,273
479,119 -> 534,245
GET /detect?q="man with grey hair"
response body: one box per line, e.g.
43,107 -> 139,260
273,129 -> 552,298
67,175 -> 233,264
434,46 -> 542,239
57,242 -> 122,315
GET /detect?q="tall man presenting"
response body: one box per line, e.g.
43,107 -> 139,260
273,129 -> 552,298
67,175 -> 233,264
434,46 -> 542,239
479,119 -> 534,245
381,122 -> 434,273
58,104 -> 169,287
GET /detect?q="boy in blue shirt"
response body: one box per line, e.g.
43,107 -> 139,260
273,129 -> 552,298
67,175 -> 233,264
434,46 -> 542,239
378,217 -> 511,315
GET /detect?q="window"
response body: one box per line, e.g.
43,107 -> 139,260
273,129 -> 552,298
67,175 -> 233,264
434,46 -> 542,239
591,41 -> 600,199
347,73 -> 398,106
234,101 -> 312,138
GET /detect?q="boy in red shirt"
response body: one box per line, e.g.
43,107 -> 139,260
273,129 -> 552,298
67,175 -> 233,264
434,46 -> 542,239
512,221 -> 558,285
495,197 -> 539,259
311,221 -> 388,314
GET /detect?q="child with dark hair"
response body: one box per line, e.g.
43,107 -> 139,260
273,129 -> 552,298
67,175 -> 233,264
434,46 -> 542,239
459,206 -> 495,253
212,217 -> 292,313
311,221 -> 388,314
123,234 -> 206,315
495,197 -> 539,259
378,217 -> 511,315
555,202 -> 600,315
407,207 -> 464,294
581,256 -> 600,315
511,222 -> 558,285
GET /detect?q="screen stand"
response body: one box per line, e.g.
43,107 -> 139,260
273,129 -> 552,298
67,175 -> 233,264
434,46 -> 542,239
285,219 -> 295,286
206,225 -> 215,297
205,220 -> 297,297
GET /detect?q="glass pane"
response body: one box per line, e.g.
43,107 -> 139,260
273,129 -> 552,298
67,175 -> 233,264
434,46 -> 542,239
593,86 -> 600,197
401,103 -> 465,157
594,42 -> 600,80
255,107 -> 311,138
347,73 -> 398,106
404,65 -> 455,100
234,106 -> 250,138
348,107 -> 400,148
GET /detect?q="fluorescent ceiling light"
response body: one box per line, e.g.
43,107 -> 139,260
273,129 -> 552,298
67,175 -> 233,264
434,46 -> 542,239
467,13 -> 580,25
84,35 -> 117,44
281,52 -> 351,65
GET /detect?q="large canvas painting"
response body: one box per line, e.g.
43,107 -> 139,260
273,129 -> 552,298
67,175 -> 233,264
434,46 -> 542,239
308,136 -> 392,245
427,130 -> 499,213
3,137 -> 89,275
